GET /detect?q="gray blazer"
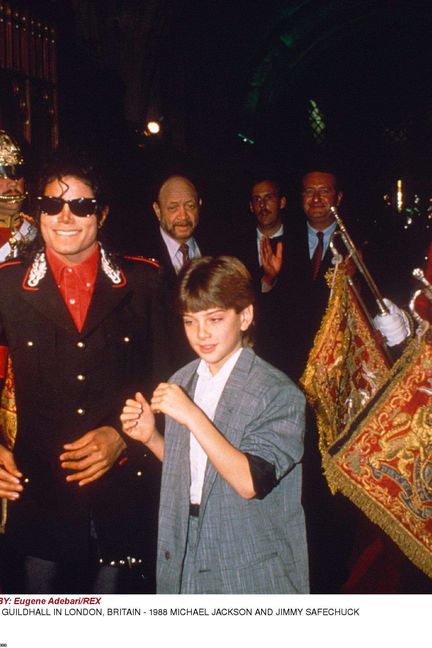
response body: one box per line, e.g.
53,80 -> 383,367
156,348 -> 309,594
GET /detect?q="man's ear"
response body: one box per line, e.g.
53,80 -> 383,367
336,191 -> 343,207
152,201 -> 161,221
98,206 -> 109,229
280,195 -> 287,210
240,304 -> 254,331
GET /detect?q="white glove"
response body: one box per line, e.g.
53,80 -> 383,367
373,298 -> 411,347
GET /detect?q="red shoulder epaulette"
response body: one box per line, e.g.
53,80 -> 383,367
124,255 -> 160,268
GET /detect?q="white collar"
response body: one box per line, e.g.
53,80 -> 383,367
256,223 -> 284,240
197,347 -> 242,382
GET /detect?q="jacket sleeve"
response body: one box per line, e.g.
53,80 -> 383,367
237,380 -> 306,483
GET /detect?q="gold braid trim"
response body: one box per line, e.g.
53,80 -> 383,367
0,356 -> 17,450
300,268 -> 341,453
323,453 -> 432,578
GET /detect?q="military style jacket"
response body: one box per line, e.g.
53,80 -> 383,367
0,246 -> 167,564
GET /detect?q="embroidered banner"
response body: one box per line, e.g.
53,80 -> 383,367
301,263 -> 391,453
325,334 -> 432,577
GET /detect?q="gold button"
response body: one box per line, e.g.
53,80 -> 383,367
26,340 -> 34,347
77,341 -> 85,348
76,374 -> 86,381
77,408 -> 86,416
123,336 -> 130,343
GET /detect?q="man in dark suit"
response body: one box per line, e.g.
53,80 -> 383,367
287,167 -> 365,594
141,174 -> 205,372
242,176 -> 287,293
0,151 -> 166,594
229,176 -> 301,374
151,175 -> 202,281
230,171 -> 339,382
296,168 -> 343,353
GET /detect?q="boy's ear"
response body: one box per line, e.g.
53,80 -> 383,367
240,304 -> 254,331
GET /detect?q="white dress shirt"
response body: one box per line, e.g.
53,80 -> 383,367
160,227 -> 201,273
189,347 -> 242,504
256,224 -> 284,267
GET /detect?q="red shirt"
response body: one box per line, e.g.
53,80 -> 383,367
0,246 -> 100,378
46,244 -> 99,332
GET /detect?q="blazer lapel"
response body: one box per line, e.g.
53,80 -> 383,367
166,364 -> 199,536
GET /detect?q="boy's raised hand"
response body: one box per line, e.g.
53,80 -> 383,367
120,392 -> 156,445
151,383 -> 197,426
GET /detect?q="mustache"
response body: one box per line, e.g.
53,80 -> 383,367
173,219 -> 193,227
1,189 -> 24,197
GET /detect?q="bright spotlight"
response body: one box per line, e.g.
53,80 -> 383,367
147,121 -> 160,135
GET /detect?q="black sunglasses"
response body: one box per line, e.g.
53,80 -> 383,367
37,196 -> 98,217
0,164 -> 24,180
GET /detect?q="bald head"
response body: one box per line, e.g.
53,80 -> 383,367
302,170 -> 342,230
153,175 -> 201,243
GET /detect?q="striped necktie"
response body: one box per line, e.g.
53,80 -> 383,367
179,243 -> 190,269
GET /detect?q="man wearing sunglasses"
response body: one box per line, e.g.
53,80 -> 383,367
0,150 -> 167,594
0,130 -> 36,261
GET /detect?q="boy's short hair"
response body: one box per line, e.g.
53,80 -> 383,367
177,255 -> 256,345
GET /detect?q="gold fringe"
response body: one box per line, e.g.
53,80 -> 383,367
0,356 -> 17,532
323,452 -> 432,579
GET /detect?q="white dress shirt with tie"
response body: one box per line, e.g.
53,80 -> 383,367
307,221 -> 337,259
160,227 -> 201,273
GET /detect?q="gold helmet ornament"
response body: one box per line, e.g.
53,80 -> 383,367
0,130 -> 24,181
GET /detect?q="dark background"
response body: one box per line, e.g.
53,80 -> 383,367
5,0 -> 432,276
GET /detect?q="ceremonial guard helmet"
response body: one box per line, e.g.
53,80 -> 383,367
0,130 -> 24,182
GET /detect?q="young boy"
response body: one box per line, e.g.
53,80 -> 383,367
121,256 -> 309,593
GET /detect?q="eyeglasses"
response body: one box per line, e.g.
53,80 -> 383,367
37,196 -> 98,217
0,165 -> 24,180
